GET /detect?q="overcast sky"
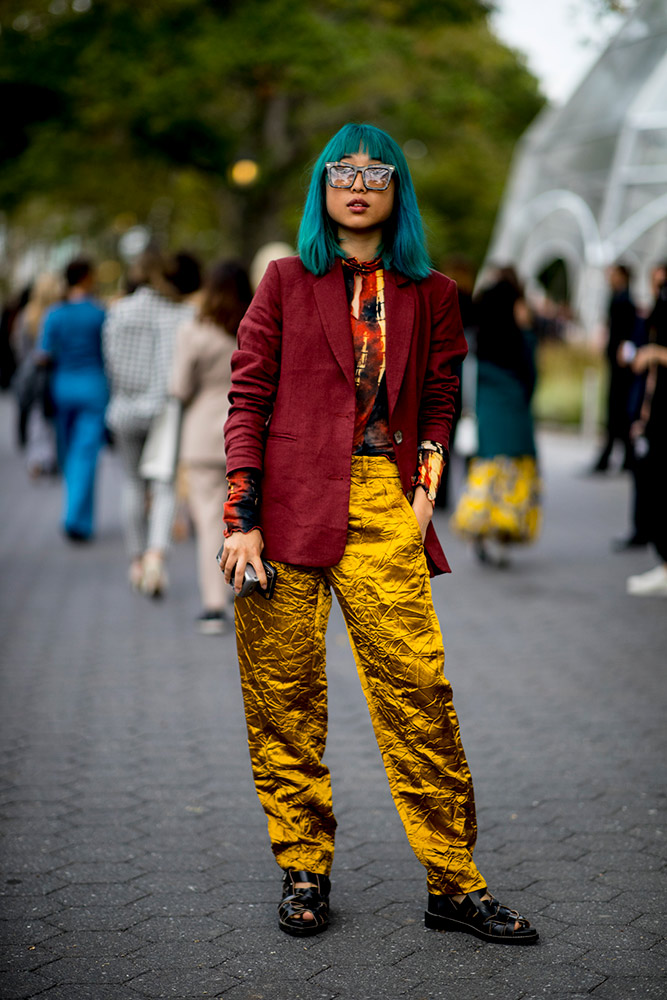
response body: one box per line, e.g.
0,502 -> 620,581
491,0 -> 632,103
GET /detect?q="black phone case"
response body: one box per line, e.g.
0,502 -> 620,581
259,560 -> 277,600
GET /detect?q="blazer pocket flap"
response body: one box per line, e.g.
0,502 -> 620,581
266,429 -> 297,441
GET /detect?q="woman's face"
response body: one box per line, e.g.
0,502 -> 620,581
325,149 -> 395,240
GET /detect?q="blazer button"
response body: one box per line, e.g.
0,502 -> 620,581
393,430 -> 403,445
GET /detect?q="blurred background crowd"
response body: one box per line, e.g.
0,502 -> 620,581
1,0 -> 667,611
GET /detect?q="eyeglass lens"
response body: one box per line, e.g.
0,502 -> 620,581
328,164 -> 392,189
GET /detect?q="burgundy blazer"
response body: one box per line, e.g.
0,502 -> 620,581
224,256 -> 467,575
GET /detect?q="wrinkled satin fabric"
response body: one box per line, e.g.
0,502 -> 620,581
234,455 -> 486,896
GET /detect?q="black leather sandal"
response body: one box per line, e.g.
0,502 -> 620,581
278,869 -> 331,937
425,888 -> 539,945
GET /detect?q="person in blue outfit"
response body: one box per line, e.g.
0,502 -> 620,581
39,258 -> 109,541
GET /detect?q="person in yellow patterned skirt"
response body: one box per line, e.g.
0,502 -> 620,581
451,267 -> 541,567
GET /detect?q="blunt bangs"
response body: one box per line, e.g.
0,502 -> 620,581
322,123 -> 399,165
298,123 -> 432,282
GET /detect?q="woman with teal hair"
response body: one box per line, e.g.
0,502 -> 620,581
298,123 -> 431,280
220,123 -> 539,944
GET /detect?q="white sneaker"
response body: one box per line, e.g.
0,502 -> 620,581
626,564 -> 667,597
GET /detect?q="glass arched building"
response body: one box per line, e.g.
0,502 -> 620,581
484,0 -> 667,335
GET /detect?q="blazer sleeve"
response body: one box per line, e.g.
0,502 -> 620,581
224,260 -> 283,473
418,277 -> 468,449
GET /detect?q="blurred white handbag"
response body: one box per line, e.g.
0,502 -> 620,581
453,412 -> 478,458
139,397 -> 182,482
454,355 -> 478,457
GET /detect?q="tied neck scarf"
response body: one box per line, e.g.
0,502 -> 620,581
342,254 -> 383,275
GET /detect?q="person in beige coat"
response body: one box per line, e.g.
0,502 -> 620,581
170,260 -> 253,633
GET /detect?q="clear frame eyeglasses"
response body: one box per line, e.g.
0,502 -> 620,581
325,162 -> 395,191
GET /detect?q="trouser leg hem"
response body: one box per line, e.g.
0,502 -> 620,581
427,875 -> 487,896
275,852 -> 334,877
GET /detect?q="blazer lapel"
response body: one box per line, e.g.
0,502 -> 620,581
313,262 -> 355,388
384,271 -> 416,415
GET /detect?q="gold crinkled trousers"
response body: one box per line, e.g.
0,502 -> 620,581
234,455 -> 486,896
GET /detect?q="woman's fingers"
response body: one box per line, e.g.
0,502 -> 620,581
219,539 -> 243,586
250,555 -> 268,590
220,529 -> 265,594
233,555 -> 248,593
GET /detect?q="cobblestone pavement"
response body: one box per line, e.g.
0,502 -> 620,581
1,394 -> 665,1000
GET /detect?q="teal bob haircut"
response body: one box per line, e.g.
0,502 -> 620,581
298,123 -> 432,282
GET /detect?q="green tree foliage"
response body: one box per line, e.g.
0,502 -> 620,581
0,0 -> 543,267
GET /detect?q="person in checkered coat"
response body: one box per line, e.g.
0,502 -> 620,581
103,250 -> 197,596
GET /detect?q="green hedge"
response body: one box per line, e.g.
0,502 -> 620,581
534,342 -> 604,428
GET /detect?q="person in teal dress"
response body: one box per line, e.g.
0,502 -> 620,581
451,267 -> 541,566
39,258 -> 109,541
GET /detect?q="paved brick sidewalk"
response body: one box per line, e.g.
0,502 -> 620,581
1,394 -> 665,1000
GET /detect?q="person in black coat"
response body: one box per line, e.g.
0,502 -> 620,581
593,264 -> 637,472
626,266 -> 667,596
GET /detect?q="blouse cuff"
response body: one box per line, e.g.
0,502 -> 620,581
223,468 -> 262,536
413,440 -> 446,506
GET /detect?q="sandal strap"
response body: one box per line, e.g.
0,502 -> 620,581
282,869 -> 331,899
465,890 -> 532,936
279,869 -> 330,930
279,888 -> 328,916
428,889 -> 533,938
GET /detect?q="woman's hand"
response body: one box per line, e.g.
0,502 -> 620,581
632,344 -> 655,373
411,487 -> 433,542
632,343 -> 667,373
513,297 -> 532,331
218,528 -> 265,594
